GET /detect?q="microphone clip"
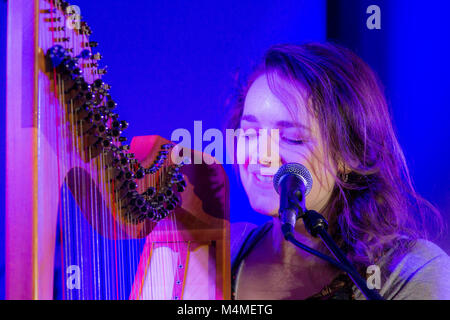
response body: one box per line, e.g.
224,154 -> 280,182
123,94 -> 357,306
302,209 -> 328,238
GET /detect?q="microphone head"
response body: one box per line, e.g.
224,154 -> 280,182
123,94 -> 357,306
273,163 -> 313,196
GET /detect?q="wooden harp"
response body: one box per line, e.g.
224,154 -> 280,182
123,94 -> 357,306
6,0 -> 230,300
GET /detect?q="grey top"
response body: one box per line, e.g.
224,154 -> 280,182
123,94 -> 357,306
353,238 -> 450,300
231,221 -> 450,300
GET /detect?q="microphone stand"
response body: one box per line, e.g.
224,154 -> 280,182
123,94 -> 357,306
283,203 -> 383,300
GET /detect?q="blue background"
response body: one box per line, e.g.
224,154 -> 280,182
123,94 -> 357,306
1,0 -> 449,299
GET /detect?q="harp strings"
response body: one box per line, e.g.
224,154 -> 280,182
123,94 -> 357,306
47,0 -> 67,300
44,0 -> 185,300
168,159 -> 182,300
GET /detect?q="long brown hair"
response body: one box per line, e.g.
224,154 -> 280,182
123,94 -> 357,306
227,42 -> 444,267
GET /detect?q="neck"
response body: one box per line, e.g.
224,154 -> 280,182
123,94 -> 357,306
270,217 -> 330,268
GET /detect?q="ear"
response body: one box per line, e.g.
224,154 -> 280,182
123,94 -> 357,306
336,159 -> 354,175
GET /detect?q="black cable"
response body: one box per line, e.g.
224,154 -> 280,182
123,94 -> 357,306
285,233 -> 359,275
285,232 -> 383,300
284,207 -> 384,300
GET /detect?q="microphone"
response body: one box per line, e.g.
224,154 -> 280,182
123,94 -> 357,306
273,163 -> 313,239
273,164 -> 384,300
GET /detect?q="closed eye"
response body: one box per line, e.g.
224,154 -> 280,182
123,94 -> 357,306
282,137 -> 304,145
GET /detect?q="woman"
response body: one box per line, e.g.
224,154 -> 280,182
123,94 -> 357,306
228,42 -> 450,300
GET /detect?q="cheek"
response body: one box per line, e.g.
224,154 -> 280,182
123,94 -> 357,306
303,160 -> 336,213
280,146 -> 336,212
305,177 -> 334,212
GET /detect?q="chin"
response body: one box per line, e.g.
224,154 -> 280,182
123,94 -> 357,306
240,170 -> 280,217
248,196 -> 279,217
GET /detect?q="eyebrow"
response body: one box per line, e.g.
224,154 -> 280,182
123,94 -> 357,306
241,114 -> 306,129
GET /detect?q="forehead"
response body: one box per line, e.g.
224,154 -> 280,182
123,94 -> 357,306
242,74 -> 310,126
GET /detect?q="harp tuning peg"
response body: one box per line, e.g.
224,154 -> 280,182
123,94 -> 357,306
119,144 -> 131,151
84,41 -> 98,48
44,17 -> 62,22
81,22 -> 92,36
40,8 -> 57,14
95,67 -> 108,75
92,53 -> 103,60
53,37 -> 70,43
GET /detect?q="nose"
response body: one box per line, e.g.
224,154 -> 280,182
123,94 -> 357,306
257,130 -> 281,173
259,154 -> 272,166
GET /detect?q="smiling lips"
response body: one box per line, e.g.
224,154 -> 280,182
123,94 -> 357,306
251,172 -> 275,189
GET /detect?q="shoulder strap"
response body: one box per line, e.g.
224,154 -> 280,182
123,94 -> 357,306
231,221 -> 273,298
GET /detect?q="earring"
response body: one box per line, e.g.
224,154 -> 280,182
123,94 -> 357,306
341,164 -> 349,182
339,172 -> 349,182
343,173 -> 349,183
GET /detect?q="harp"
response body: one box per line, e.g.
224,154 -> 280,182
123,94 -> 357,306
6,0 -> 230,300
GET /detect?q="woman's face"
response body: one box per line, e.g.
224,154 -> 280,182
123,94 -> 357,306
237,75 -> 336,217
